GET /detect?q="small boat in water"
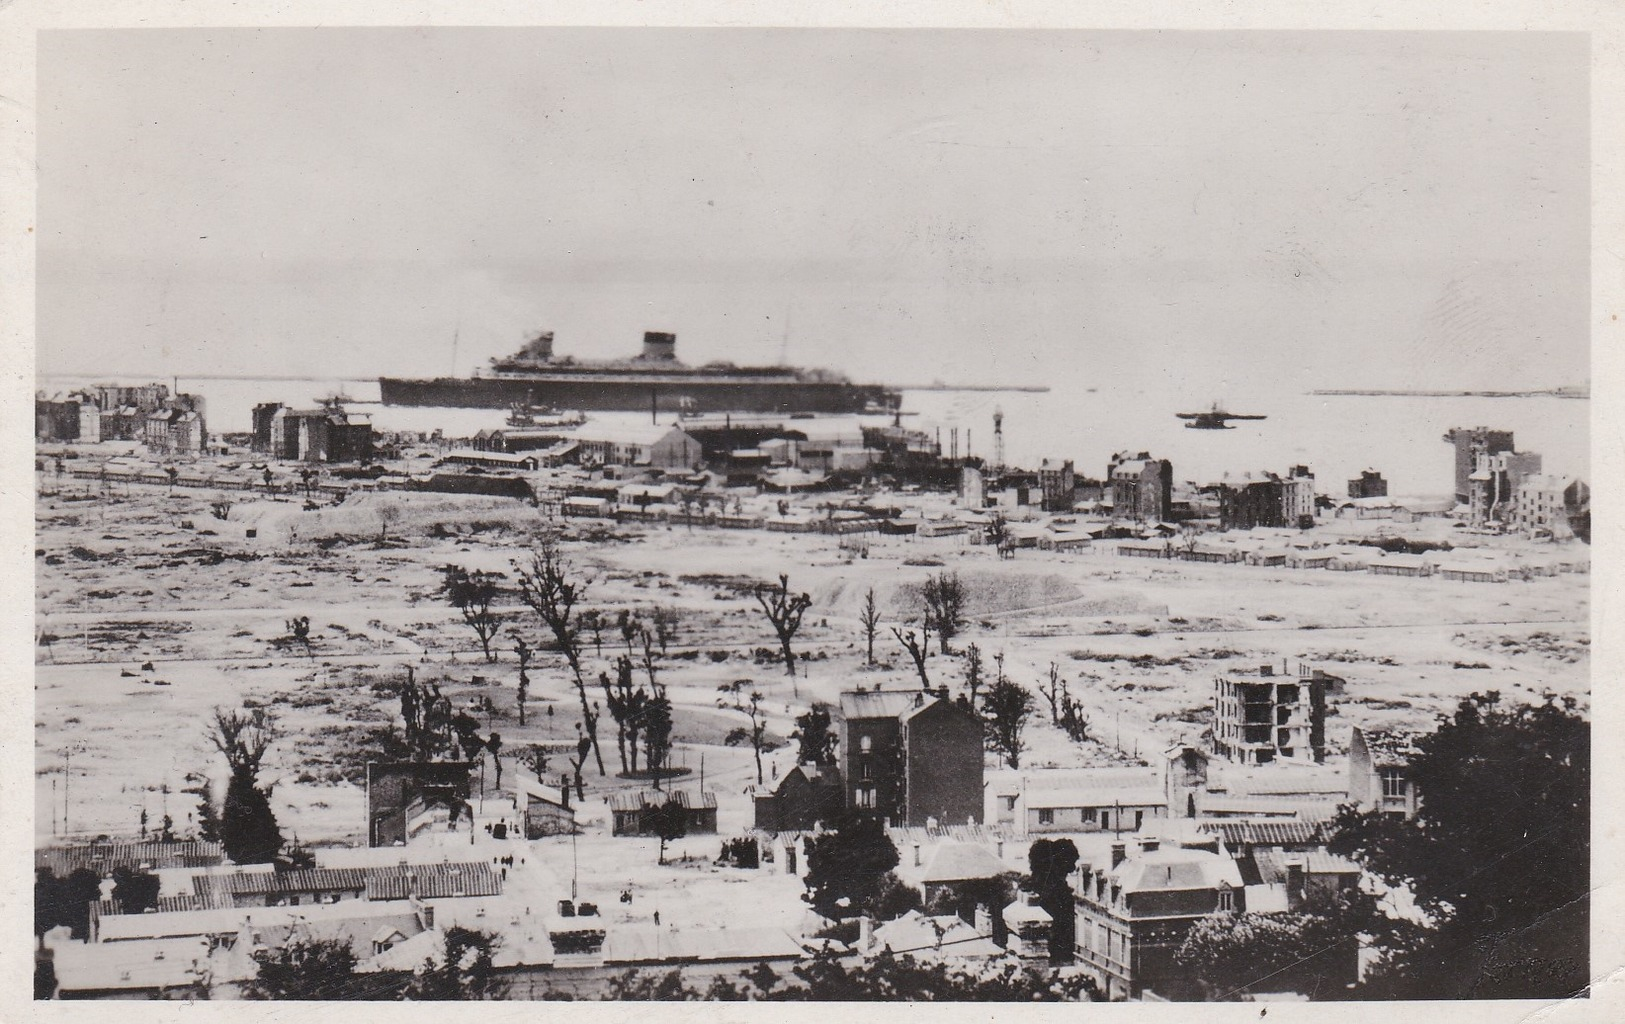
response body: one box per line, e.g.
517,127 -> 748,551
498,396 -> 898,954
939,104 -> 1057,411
1176,403 -> 1268,430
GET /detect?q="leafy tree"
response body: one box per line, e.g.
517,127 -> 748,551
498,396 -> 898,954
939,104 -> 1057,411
920,572 -> 966,654
110,865 -> 161,913
515,536 -> 605,774
34,869 -> 61,945
1173,887 -> 1375,1000
962,643 -> 985,706
44,868 -> 103,941
873,871 -> 924,921
859,587 -> 881,665
602,945 -> 1101,1001
183,771 -> 221,843
1328,692 -> 1588,1000
642,694 -> 675,783
652,796 -> 688,865
791,704 -> 838,766
394,667 -> 458,762
755,574 -> 814,677
401,927 -> 506,1001
605,967 -> 700,1000
244,937 -> 360,1000
207,706 -> 283,864
440,565 -> 503,663
981,679 -> 1032,770
1027,839 -> 1079,963
891,627 -> 930,689
803,812 -> 901,920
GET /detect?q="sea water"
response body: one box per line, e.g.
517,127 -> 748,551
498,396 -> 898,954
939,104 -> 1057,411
36,374 -> 1589,500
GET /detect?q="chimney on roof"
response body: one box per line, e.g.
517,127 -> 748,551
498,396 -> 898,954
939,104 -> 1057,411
1110,842 -> 1126,869
858,915 -> 873,953
1138,836 -> 1161,854
913,843 -> 923,867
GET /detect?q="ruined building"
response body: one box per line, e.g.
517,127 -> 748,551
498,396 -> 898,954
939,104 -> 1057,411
1211,663 -> 1329,765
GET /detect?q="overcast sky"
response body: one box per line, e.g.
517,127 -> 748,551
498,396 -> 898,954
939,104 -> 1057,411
36,28 -> 1588,394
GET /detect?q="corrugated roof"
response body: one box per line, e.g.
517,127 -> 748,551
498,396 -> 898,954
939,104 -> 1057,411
194,867 -> 373,898
36,840 -> 224,877
98,894 -> 221,916
605,789 -> 717,813
1200,820 -> 1327,848
364,862 -> 503,901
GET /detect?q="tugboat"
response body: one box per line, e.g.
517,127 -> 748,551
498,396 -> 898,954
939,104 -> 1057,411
1176,403 -> 1268,430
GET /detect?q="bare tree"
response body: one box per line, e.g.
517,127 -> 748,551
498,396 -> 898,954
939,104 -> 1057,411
441,565 -> 503,663
1038,662 -> 1063,725
652,607 -> 680,655
719,683 -> 769,785
616,609 -> 641,657
514,536 -> 605,775
859,587 -> 881,666
566,728 -> 590,802
638,628 -> 661,694
921,572 -> 967,654
376,501 -> 401,543
285,616 -> 312,658
754,575 -> 813,677
1059,689 -> 1090,743
892,627 -> 930,689
600,657 -> 639,773
579,609 -> 606,657
511,633 -> 532,726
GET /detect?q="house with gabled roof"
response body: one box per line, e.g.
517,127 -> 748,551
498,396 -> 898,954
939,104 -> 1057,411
839,687 -> 983,827
1347,726 -> 1422,820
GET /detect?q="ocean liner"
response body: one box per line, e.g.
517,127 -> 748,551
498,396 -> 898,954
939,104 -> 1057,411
379,331 -> 902,415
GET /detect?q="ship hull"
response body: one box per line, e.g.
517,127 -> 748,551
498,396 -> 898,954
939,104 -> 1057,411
378,375 -> 900,414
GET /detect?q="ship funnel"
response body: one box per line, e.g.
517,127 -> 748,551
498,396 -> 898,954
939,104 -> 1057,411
520,331 -> 555,362
642,331 -> 677,361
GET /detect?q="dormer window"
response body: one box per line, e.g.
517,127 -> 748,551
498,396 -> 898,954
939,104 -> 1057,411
1217,883 -> 1235,912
